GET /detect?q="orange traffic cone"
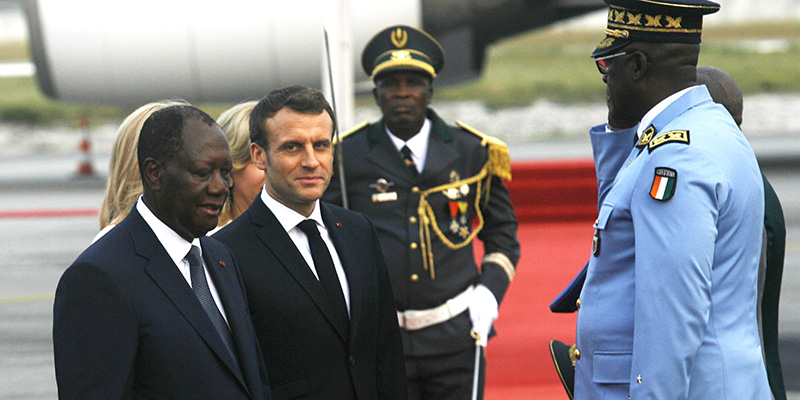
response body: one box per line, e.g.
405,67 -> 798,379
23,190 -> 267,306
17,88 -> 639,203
76,116 -> 94,177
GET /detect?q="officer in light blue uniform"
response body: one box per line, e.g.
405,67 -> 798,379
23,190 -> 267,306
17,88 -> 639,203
573,1 -> 772,399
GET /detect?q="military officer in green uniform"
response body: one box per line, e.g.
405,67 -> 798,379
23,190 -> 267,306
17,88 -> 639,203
322,25 -> 520,400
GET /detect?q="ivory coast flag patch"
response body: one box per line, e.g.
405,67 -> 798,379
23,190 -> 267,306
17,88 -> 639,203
650,167 -> 677,201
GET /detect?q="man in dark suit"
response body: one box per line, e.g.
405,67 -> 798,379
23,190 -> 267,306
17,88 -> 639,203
214,86 -> 407,400
322,25 -> 520,400
53,105 -> 271,399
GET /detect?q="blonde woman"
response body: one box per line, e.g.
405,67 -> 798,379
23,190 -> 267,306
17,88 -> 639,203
94,100 -> 189,242
215,100 -> 264,228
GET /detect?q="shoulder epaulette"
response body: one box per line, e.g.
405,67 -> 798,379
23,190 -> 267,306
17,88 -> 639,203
333,120 -> 370,145
648,130 -> 690,152
456,120 -> 512,181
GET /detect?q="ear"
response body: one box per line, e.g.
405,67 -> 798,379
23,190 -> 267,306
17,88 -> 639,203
142,157 -> 163,191
632,51 -> 648,80
250,142 -> 267,170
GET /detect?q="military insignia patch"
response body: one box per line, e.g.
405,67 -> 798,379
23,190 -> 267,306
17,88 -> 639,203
650,167 -> 677,201
648,130 -> 689,151
636,125 -> 656,148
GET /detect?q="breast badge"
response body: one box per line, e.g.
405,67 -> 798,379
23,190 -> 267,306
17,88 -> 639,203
370,178 -> 397,202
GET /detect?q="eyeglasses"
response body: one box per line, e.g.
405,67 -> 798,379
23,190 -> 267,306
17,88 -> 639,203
594,51 -> 631,74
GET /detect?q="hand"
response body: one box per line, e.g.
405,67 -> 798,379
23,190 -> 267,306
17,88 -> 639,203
468,284 -> 498,346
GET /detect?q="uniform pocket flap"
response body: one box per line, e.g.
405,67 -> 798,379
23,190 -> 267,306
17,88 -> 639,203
592,352 -> 632,384
594,204 -> 614,230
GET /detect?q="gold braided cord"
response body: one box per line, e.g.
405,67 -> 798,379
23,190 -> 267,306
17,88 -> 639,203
417,165 -> 490,279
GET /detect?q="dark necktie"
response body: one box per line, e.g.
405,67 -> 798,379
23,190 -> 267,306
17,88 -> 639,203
296,220 -> 349,335
401,145 -> 418,177
185,245 -> 241,371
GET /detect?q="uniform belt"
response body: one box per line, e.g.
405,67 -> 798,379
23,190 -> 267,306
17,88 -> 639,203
397,285 -> 473,331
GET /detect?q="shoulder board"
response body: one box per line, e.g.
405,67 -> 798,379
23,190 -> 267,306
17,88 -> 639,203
456,120 -> 512,181
648,130 -> 690,152
333,120 -> 370,145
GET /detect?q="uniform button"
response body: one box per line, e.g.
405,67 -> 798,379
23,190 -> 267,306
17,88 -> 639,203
574,348 -> 581,360
411,186 -> 420,194
409,216 -> 417,224
349,356 -> 356,366
410,274 -> 419,281
576,298 -> 581,310
410,242 -> 418,250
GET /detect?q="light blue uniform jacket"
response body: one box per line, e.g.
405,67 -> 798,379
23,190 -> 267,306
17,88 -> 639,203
574,86 -> 771,400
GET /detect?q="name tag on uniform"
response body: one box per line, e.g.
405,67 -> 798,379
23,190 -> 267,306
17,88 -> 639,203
372,192 -> 398,202
370,178 -> 397,202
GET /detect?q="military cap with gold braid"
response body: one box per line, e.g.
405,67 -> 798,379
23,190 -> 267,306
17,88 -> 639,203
361,25 -> 445,80
592,0 -> 720,58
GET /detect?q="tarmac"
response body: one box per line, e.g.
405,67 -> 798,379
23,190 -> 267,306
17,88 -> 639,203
0,130 -> 798,399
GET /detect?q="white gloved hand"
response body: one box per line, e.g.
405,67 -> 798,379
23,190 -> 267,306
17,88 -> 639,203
468,284 -> 498,347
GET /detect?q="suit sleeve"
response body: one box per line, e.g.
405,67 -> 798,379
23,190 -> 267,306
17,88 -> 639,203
53,262 -> 138,400
550,123 -> 636,313
370,219 -> 409,400
628,146 -> 721,399
365,218 -> 408,400
476,173 -> 520,304
590,123 -> 637,208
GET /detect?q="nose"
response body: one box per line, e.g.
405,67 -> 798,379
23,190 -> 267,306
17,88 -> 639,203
300,145 -> 321,168
602,74 -> 608,84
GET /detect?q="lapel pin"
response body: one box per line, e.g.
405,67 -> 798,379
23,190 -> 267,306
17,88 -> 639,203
336,222 -> 342,227
219,261 -> 226,267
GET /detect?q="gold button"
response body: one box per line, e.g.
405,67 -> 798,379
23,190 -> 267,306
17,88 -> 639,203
576,298 -> 581,310
410,274 -> 419,281
410,242 -> 418,250
411,186 -> 420,194
409,216 -> 417,224
574,348 -> 581,360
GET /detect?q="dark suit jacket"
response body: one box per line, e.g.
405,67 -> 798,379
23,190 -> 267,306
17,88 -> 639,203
213,200 -> 407,400
53,207 -> 271,400
762,175 -> 786,400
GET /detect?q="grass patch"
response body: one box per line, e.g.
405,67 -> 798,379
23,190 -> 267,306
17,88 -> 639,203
434,20 -> 800,107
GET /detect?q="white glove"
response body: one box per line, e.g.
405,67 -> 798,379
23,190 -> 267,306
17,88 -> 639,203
468,284 -> 498,347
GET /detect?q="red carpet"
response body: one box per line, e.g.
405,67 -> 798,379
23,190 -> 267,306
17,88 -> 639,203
482,221 -> 593,399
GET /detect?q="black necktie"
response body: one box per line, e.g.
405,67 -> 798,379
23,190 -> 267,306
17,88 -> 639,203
401,145 -> 418,177
185,245 -> 241,371
296,220 -> 349,335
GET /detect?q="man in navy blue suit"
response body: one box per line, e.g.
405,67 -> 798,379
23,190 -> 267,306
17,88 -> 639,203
214,86 -> 406,400
53,105 -> 271,399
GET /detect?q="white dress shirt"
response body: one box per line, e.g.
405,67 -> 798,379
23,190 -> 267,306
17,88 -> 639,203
260,189 -> 351,314
136,197 -> 230,324
386,118 -> 432,174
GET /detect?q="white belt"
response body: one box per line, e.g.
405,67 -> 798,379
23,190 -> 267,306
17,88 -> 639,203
397,285 -> 473,331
